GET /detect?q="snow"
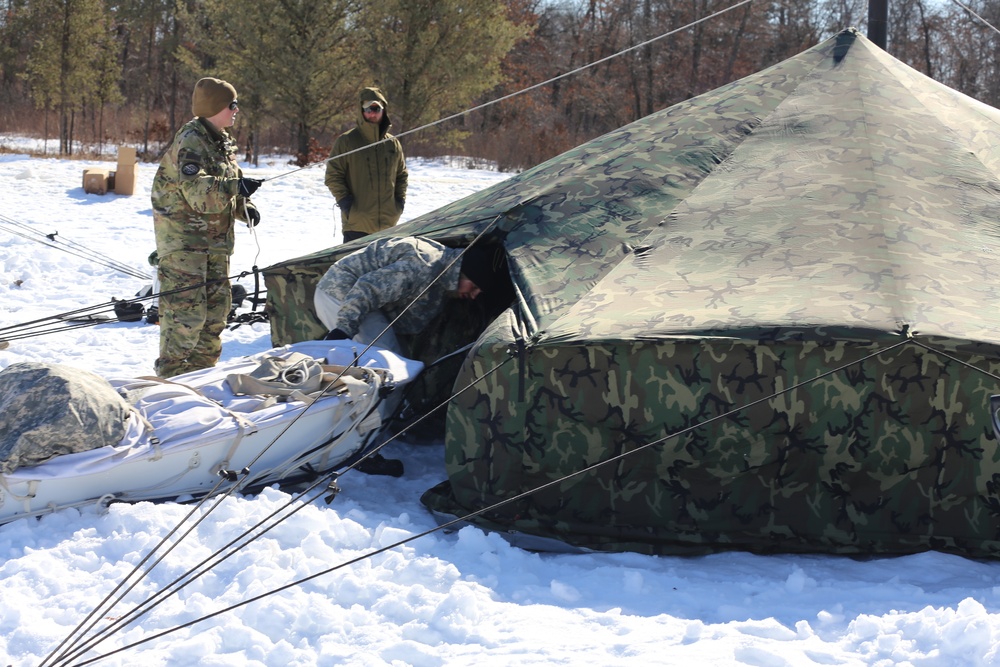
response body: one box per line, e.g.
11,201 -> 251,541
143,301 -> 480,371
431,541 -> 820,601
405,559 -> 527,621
2,146 -> 1000,666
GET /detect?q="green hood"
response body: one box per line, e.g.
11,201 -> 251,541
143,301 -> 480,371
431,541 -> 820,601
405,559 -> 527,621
356,86 -> 391,142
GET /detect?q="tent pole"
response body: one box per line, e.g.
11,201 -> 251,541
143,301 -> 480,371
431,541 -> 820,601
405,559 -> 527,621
868,0 -> 888,49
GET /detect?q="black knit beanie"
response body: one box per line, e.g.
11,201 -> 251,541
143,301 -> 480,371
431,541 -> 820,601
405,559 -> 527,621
192,77 -> 237,117
460,245 -> 509,295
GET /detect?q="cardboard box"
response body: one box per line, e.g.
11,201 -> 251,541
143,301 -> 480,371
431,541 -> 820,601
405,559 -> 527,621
82,168 -> 110,195
114,146 -> 137,196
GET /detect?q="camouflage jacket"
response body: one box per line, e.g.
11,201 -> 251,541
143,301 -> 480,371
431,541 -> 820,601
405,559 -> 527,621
151,118 -> 255,257
316,237 -> 462,337
324,88 -> 408,236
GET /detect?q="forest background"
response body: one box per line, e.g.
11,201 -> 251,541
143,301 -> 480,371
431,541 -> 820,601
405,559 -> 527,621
0,0 -> 995,172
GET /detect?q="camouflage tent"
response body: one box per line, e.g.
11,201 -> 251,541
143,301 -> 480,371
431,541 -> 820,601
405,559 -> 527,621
264,28 -> 1000,558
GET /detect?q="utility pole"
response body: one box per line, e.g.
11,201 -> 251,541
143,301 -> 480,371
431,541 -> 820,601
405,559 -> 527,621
868,0 -> 888,49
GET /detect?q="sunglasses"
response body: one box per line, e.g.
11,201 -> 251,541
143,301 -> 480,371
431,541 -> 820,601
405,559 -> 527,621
228,100 -> 239,110
363,104 -> 383,113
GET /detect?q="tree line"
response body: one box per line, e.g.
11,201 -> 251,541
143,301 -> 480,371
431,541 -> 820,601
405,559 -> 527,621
0,0 -> 997,172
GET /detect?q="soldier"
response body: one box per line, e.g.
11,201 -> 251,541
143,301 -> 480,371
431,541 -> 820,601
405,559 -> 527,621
324,87 -> 409,243
151,77 -> 263,378
313,236 -> 510,356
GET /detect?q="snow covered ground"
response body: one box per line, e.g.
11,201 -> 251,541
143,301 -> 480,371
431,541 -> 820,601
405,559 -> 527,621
2,144 -> 1000,666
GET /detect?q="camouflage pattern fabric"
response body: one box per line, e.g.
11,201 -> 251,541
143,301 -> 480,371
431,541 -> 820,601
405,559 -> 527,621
151,117 -> 253,256
268,30 -> 1000,557
264,226 -> 504,347
152,117 -> 251,378
423,314 -> 1000,557
265,259 -> 331,344
155,251 -> 231,378
315,237 -> 463,338
325,87 -> 408,236
0,363 -> 132,473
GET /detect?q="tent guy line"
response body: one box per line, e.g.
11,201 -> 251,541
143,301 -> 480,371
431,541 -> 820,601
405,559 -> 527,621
261,0 -> 755,185
60,325 -> 998,664
60,336 -> 946,666
0,268 -> 268,342
45,218 -> 504,662
950,0 -> 1000,36
0,212 -> 149,280
44,354 -> 518,667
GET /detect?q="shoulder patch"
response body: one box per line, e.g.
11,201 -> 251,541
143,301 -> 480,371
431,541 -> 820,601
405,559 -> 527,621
181,163 -> 200,176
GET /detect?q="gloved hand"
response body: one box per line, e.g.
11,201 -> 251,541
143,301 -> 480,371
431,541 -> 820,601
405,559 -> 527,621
336,196 -> 354,213
237,177 -> 263,197
246,206 -> 260,227
323,328 -> 351,340
396,198 -> 405,212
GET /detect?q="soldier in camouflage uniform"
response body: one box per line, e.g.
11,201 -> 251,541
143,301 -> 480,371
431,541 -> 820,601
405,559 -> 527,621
151,77 -> 263,378
324,87 -> 408,243
314,237 -> 509,356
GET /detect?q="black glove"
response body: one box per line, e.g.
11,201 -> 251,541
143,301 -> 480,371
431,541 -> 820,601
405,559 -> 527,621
246,206 -> 260,227
336,196 -> 354,213
396,198 -> 405,212
237,177 -> 263,197
323,328 -> 351,340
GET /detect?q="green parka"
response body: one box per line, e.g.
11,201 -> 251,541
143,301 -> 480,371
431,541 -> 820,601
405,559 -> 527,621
324,87 -> 409,236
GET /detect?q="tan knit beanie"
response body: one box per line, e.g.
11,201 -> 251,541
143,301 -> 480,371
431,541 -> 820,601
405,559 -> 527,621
192,77 -> 237,117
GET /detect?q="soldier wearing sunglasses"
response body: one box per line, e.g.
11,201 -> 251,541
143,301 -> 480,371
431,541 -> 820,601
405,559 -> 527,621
325,87 -> 409,244
150,77 -> 264,378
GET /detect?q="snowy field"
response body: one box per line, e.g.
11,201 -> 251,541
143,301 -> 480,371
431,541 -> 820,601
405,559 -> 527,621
1,143 -> 1000,666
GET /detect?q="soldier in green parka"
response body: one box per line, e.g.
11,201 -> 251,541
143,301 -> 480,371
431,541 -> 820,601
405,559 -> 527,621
324,87 -> 409,243
150,77 -> 264,378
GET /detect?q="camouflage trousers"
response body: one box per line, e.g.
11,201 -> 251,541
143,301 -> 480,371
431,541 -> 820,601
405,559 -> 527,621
155,251 -> 232,378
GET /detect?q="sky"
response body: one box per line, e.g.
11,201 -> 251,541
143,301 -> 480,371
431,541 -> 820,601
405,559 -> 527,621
2,140 -> 1000,666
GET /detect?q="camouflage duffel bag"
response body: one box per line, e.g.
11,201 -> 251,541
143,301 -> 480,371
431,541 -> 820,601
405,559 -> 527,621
0,362 -> 132,474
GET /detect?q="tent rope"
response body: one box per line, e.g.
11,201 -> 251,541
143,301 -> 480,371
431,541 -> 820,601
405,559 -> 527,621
0,213 -> 150,280
49,326 -> 1000,665
49,1 -> 1000,659
261,0 -> 755,184
949,0 -> 1000,36
0,269 -> 266,342
66,333 -> 993,665
45,217 -> 513,664
47,352 -> 517,667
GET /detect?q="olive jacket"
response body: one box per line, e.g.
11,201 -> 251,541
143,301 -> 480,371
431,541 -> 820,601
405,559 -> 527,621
324,87 -> 409,236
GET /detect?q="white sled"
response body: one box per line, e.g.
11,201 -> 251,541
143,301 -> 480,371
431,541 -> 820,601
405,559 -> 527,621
0,340 -> 422,525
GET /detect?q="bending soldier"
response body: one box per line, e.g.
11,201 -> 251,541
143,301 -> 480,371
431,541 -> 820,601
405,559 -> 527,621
313,236 -> 510,356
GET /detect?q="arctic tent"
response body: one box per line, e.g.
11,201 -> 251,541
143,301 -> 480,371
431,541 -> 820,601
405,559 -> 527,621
263,28 -> 1000,558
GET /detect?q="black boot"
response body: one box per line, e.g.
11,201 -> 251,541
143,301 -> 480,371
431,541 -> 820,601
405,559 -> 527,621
355,453 -> 404,477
